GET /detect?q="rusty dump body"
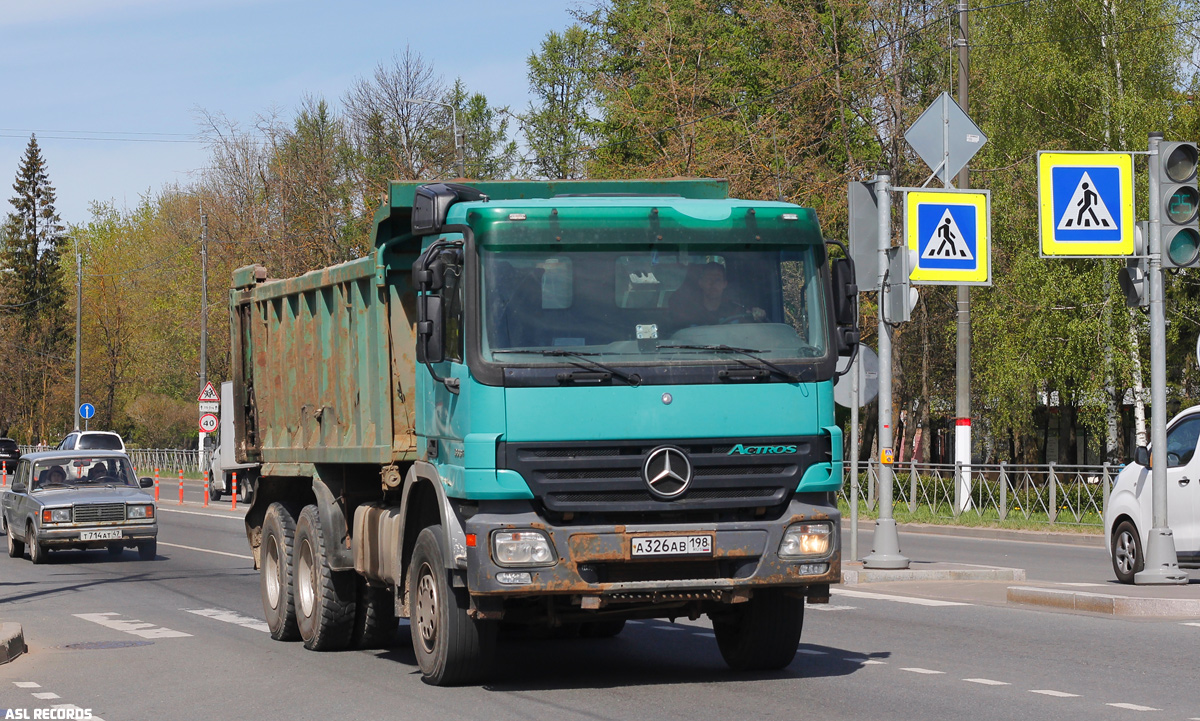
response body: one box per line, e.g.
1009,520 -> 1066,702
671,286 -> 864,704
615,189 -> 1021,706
232,179 -> 843,632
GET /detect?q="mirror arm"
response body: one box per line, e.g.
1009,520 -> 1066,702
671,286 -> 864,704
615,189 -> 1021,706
414,227 -> 472,395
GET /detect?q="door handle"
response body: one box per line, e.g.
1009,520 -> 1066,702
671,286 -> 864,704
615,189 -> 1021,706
1180,477 -> 1191,486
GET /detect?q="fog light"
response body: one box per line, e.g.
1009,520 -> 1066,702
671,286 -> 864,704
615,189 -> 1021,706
126,504 -> 154,519
779,523 -> 832,559
496,571 -> 532,585
44,508 -> 71,523
492,530 -> 555,567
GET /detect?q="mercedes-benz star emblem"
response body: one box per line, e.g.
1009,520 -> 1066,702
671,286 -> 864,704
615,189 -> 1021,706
642,446 -> 693,499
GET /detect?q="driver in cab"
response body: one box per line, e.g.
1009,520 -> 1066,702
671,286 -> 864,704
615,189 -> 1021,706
669,262 -> 766,329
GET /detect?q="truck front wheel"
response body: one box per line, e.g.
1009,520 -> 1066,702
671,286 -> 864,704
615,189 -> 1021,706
293,504 -> 355,651
260,503 -> 300,641
711,589 -> 804,671
408,526 -> 496,685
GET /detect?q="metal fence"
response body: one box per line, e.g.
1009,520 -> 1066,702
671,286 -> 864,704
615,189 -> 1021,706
841,460 -> 1115,526
18,446 -> 202,474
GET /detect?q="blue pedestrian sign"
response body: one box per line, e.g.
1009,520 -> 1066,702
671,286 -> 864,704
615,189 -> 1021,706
903,189 -> 991,286
1038,151 -> 1134,256
78,403 -> 95,420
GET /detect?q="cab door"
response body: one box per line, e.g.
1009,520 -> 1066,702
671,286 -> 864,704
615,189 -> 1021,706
3,460 -> 30,536
1163,415 -> 1200,555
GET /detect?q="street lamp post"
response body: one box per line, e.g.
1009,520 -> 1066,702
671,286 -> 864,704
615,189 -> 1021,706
401,97 -> 464,178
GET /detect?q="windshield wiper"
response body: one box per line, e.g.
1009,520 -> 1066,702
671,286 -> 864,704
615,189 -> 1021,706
496,349 -> 643,387
656,343 -> 802,382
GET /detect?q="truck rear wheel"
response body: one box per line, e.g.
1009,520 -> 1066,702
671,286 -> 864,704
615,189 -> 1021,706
260,503 -> 300,641
294,504 -> 355,651
408,526 -> 496,685
712,590 -> 804,671
352,577 -> 398,649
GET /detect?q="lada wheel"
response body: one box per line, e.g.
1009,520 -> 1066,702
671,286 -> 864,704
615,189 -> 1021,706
711,589 -> 804,671
26,523 -> 46,565
260,503 -> 300,641
407,526 -> 496,686
6,519 -> 23,558
293,505 -> 355,651
1112,520 -> 1144,584
108,543 -> 124,557
138,539 -> 157,561
581,619 -> 626,638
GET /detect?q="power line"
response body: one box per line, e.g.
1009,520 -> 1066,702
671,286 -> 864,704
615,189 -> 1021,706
0,133 -> 205,145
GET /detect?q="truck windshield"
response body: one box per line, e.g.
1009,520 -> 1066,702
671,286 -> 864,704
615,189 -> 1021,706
480,244 -> 827,365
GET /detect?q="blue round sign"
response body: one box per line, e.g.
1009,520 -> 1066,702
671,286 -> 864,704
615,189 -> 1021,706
79,403 -> 95,420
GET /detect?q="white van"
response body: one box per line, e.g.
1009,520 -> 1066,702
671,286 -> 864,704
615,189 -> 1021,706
1104,405 -> 1200,582
207,381 -> 259,503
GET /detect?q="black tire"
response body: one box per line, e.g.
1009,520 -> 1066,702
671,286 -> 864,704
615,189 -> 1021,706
352,577 -> 398,649
107,543 -> 124,557
208,478 -> 222,502
237,478 -> 250,504
138,539 -> 157,561
27,523 -> 46,565
408,526 -> 496,685
1112,520 -> 1144,584
581,619 -> 626,638
260,503 -> 300,641
711,590 -> 804,671
293,504 -> 355,651
6,518 -> 23,558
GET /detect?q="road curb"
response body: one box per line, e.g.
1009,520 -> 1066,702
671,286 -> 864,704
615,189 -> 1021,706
843,519 -> 1104,548
0,623 -> 26,664
842,561 -> 1026,585
1007,586 -> 1200,617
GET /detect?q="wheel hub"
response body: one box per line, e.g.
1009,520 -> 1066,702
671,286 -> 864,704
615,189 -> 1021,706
265,535 -> 281,610
415,562 -> 439,654
297,538 -> 316,618
1115,531 -> 1137,574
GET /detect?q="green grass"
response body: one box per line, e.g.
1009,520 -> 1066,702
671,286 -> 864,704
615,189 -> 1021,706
838,498 -> 1103,535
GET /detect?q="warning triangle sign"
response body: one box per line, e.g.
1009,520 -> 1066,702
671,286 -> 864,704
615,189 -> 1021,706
1057,171 -> 1117,230
198,382 -> 220,403
922,209 -> 974,260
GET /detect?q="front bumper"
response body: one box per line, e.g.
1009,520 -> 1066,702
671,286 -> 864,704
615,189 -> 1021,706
464,496 -> 839,597
38,522 -> 157,547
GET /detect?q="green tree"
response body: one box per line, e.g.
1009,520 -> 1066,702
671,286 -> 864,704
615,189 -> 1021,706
448,80 -> 518,179
522,24 -> 601,179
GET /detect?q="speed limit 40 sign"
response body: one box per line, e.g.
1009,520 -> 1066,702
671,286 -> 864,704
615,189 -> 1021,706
199,413 -> 219,433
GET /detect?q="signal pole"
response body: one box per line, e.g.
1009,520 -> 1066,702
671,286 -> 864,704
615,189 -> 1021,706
198,211 -> 209,463
74,235 -> 81,431
954,0 -> 973,509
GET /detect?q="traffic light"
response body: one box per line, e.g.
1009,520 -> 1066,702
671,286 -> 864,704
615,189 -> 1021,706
1158,142 -> 1200,267
1119,222 -> 1149,309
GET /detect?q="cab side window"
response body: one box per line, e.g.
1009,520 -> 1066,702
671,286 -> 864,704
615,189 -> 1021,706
1165,416 -> 1200,467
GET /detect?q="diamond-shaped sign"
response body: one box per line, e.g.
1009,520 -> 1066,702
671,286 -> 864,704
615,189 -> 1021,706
904,92 -> 987,185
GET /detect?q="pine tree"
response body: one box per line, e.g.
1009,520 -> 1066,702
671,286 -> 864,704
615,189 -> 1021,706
2,134 -> 67,336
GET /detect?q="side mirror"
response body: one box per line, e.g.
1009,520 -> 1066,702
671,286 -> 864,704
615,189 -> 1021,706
11,482 -> 25,493
139,477 -> 154,489
1134,445 -> 1150,468
830,257 -> 861,356
415,295 -> 446,364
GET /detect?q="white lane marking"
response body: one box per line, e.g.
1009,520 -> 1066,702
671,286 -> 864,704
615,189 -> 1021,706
797,649 -> 828,656
900,667 -> 944,675
1030,690 -> 1079,698
74,612 -> 192,639
31,692 -> 60,700
695,632 -> 715,638
1107,703 -> 1160,712
964,678 -> 1010,686
654,625 -> 683,632
13,682 -> 40,688
832,588 -> 971,607
185,608 -> 269,633
158,541 -> 253,560
808,604 -> 857,611
156,507 -> 245,521
1180,622 -> 1200,628
1056,582 -> 1107,587
51,702 -> 105,721
845,657 -> 887,665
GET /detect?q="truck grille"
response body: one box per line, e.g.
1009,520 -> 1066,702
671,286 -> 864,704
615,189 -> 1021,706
501,436 -> 827,514
73,504 -> 125,523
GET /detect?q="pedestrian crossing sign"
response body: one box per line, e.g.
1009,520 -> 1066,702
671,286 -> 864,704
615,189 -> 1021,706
903,188 -> 991,285
1038,151 -> 1134,256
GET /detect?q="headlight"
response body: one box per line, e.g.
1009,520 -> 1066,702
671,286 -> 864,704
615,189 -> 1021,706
779,523 -> 832,559
126,504 -> 154,520
42,508 -> 71,523
492,530 -> 555,567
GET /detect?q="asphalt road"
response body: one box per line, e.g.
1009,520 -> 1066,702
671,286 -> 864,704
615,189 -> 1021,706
2,498 -> 1199,721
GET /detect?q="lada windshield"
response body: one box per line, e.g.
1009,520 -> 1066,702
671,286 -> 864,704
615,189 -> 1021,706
32,457 -> 137,490
480,244 -> 828,364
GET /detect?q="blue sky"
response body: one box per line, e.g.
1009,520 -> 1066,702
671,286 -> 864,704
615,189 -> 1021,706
0,0 -> 580,224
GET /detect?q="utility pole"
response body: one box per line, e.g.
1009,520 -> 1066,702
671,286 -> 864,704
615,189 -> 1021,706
954,0 -> 973,508
198,211 -> 209,461
73,235 -> 81,431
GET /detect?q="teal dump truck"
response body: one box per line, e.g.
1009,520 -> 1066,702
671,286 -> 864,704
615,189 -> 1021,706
231,179 -> 859,685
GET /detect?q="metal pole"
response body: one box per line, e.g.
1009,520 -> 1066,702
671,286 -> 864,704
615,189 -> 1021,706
74,235 -> 81,431
864,169 -> 909,569
849,352 -> 860,562
452,109 -> 464,179
1136,132 -> 1186,584
198,211 -> 209,464
954,0 -> 973,513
